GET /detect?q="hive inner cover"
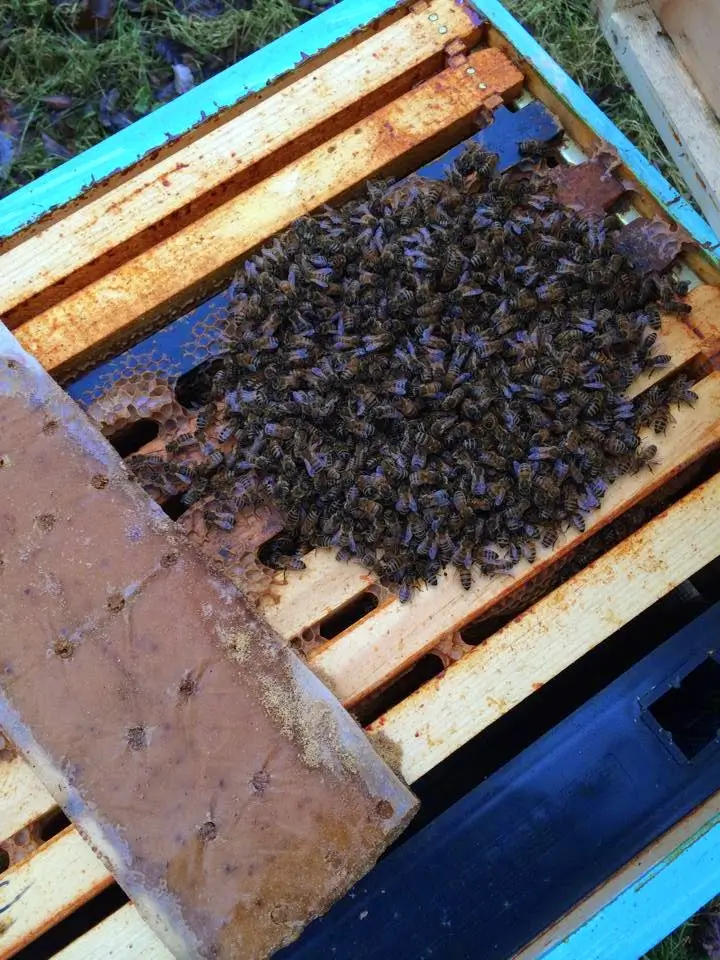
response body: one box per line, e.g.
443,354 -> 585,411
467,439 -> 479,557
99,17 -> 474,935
0,324 -> 417,959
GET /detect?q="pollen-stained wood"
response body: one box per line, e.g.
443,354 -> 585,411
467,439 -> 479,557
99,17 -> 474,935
13,47 -> 524,380
0,0 -> 485,324
0,828 -> 113,958
0,328 -> 417,959
680,283 -> 720,366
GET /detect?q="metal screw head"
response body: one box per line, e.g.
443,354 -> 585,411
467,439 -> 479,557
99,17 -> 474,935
466,66 -> 476,75
478,82 -> 488,90
428,11 -> 438,20
438,24 -> 448,33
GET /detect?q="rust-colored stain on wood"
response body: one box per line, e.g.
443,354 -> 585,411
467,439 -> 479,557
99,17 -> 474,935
0,0 -> 485,328
683,284 -> 720,366
12,47 -> 522,381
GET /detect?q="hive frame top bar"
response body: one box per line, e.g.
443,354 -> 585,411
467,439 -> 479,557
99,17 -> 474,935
0,0 -> 408,240
0,0 -> 717,263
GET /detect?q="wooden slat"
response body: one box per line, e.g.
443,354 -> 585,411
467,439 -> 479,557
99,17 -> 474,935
310,372 -> 720,707
261,549 -> 375,639
596,0 -> 720,236
649,0 -> 720,120
14,47 -> 524,379
0,0 -> 483,323
624,319 -> 700,398
369,467 -> 720,784
0,756 -> 57,844
625,285 -> 717,398
682,283 -> 720,365
0,828 -> 111,959
53,904 -> 172,960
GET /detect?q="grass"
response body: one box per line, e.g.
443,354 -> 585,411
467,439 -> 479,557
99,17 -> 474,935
644,919 -> 703,960
0,0 -> 688,200
0,0 -> 302,195
643,903 -> 719,960
0,0 -> 688,201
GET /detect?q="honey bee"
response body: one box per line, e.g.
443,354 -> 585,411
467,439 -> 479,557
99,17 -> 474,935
634,444 -> 660,471
457,566 -> 473,590
666,376 -> 698,408
536,281 -> 566,303
652,408 -> 675,434
513,461 -> 534,495
166,432 -> 198,454
661,299 -> 691,315
143,137 -> 694,602
398,583 -> 412,603
643,354 -> 672,374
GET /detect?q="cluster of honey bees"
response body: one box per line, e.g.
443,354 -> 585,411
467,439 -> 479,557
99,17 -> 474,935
127,141 -> 696,602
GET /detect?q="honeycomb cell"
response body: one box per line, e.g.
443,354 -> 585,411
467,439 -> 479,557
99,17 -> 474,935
86,374 -> 191,445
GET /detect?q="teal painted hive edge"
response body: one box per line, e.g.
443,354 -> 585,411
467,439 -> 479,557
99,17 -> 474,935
472,0 -> 720,263
539,809 -> 720,960
0,0 -> 407,241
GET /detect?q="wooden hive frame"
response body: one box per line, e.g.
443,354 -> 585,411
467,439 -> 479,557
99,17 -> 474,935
1,0 -> 720,956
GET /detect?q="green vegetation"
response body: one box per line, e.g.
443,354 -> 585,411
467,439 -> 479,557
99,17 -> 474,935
0,0 -> 302,195
644,907 -> 717,960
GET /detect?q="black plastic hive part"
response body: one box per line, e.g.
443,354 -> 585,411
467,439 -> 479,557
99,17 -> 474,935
280,600 -> 720,960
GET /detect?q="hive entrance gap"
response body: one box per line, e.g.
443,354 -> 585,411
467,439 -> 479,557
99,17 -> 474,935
162,493 -> 190,521
39,809 -> 71,842
175,357 -> 224,410
649,657 -> 720,759
318,591 -> 380,640
108,418 -> 159,457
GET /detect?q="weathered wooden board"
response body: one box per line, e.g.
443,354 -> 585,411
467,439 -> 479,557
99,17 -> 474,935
13,47 -> 523,380
596,0 -> 720,237
0,0 -> 483,324
0,326 -> 417,959
649,0 -> 720,120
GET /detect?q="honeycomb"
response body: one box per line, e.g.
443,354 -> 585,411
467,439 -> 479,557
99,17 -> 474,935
431,631 -> 475,668
178,499 -> 284,602
1,823 -> 45,869
85,371 -> 191,441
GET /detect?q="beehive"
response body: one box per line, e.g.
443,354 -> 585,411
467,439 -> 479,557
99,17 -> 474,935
1,0 -> 720,956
